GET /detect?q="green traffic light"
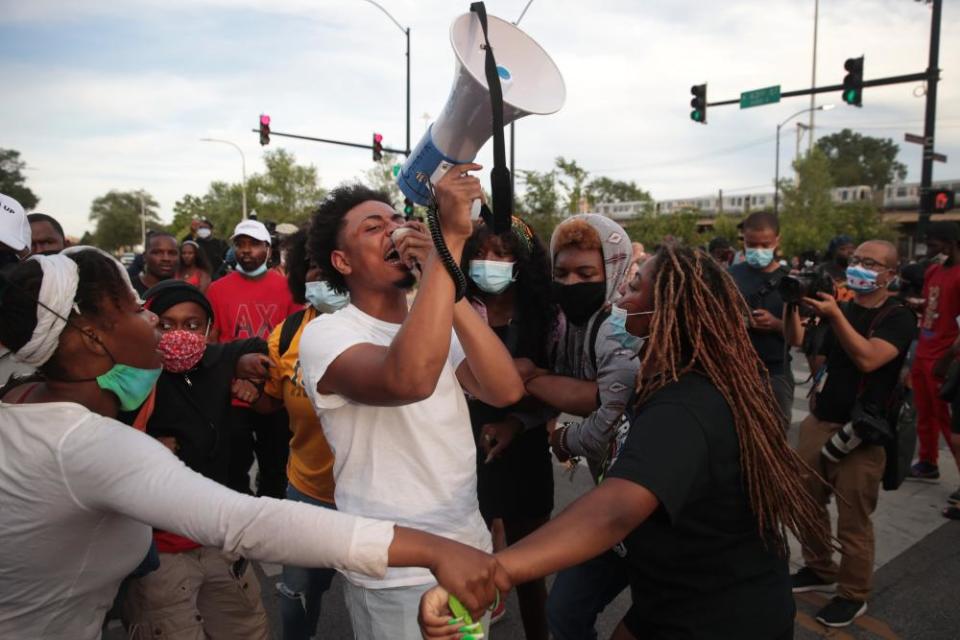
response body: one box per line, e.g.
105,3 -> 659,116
844,89 -> 859,103
690,110 -> 703,122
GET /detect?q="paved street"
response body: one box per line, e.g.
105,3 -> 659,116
105,355 -> 959,639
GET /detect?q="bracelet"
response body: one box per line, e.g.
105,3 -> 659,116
557,425 -> 572,459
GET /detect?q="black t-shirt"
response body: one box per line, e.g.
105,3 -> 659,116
606,373 -> 794,639
729,262 -> 788,375
147,338 -> 266,484
814,298 -> 916,424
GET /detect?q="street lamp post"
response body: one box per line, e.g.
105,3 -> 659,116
359,0 -> 411,155
774,104 -> 834,214
200,138 -> 248,220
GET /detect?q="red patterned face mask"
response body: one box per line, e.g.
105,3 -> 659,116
158,329 -> 207,373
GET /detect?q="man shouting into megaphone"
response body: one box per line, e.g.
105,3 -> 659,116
300,164 -> 521,637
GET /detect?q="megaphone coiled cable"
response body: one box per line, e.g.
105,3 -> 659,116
424,200 -> 468,302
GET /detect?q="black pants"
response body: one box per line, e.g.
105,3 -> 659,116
227,405 -> 291,499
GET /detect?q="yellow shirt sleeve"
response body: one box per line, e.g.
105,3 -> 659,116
264,322 -> 284,400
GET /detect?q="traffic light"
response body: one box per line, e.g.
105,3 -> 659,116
842,56 -> 864,107
923,189 -> 956,213
690,84 -> 707,124
403,198 -> 414,219
372,133 -> 383,162
259,114 -> 271,145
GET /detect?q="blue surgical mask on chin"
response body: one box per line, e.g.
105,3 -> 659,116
609,304 -> 653,353
469,260 -> 517,295
96,363 -> 162,412
236,261 -> 268,278
305,281 -> 350,313
745,248 -> 775,269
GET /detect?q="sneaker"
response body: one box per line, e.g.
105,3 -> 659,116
907,461 -> 940,482
791,567 -> 837,593
815,596 -> 868,628
489,594 -> 507,625
948,486 -> 960,505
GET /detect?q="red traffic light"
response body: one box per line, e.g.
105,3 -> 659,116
372,133 -> 383,161
373,133 -> 383,143
260,114 -> 271,126
259,114 -> 271,146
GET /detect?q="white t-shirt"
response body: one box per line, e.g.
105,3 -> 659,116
300,303 -> 492,588
0,400 -> 396,640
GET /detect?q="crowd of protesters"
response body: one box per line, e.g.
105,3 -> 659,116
0,173 -> 958,640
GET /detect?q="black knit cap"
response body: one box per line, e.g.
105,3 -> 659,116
926,221 -> 960,244
143,279 -> 214,321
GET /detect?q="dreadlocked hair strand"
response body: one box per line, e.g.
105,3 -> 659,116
637,244 -> 832,556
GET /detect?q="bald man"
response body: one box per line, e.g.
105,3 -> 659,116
784,240 -> 916,628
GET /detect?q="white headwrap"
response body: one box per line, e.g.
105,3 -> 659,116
12,254 -> 79,367
10,247 -> 137,367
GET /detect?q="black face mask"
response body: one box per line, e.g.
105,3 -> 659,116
552,281 -> 606,326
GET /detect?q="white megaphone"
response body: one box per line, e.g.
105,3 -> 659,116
398,11 -> 565,206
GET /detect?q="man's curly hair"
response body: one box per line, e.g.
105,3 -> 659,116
307,184 -> 394,295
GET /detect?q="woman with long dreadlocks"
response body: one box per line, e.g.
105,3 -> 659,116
421,244 -> 830,639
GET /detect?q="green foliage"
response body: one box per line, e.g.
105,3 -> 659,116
171,149 -> 325,239
362,153 -> 404,209
621,209 -> 704,250
250,149 -> 327,224
0,148 -> 39,210
516,168 -> 561,240
555,156 -> 590,214
815,128 -> 907,189
779,147 -> 893,257
710,214 -> 741,244
89,190 -> 162,251
585,177 -> 653,209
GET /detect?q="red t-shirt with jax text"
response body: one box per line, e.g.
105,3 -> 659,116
916,262 -> 960,360
206,271 -> 301,344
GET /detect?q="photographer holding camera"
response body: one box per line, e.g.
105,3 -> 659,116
729,212 -> 798,426
786,240 -> 916,628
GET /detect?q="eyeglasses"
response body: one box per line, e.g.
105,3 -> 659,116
849,256 -> 889,270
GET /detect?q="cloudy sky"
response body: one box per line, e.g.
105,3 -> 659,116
2,0 -> 958,236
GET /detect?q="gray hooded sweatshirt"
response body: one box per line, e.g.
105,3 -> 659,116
548,214 -> 640,467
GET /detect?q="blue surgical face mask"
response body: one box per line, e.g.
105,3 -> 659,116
236,261 -> 268,278
469,260 -> 516,295
608,304 -> 654,353
745,247 -> 775,269
305,281 -> 350,313
96,363 -> 162,412
846,265 -> 882,294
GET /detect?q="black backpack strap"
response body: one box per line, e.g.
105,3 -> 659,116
469,2 -> 512,234
279,309 -> 308,358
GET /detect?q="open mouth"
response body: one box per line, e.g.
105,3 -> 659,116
384,246 -> 402,265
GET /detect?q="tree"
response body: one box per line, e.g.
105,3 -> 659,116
778,147 -> 893,257
250,149 -> 326,224
89,190 -> 162,251
363,153 -> 403,208
555,157 -> 590,214
622,210 -> 703,250
516,168 -> 560,240
710,214 -> 741,245
171,149 -> 326,239
815,129 -> 907,189
586,177 -> 653,210
0,148 -> 39,210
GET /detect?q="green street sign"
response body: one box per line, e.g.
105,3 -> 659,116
392,163 -> 402,177
740,85 -> 781,109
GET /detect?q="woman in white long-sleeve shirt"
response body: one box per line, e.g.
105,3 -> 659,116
0,249 -> 507,640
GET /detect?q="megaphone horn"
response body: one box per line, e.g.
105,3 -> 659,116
398,10 -> 566,208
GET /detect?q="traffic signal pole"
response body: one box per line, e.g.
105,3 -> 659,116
919,0 -> 942,237
250,129 -> 407,156
704,71 -> 929,108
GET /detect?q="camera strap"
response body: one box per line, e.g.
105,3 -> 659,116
855,300 -> 902,396
470,2 -> 512,234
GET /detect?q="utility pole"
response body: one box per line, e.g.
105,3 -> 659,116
808,0 -> 820,152
139,190 -> 146,248
918,0 -> 942,238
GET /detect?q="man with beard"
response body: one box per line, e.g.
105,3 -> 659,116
132,232 -> 179,297
299,171 -> 520,637
206,219 -> 301,498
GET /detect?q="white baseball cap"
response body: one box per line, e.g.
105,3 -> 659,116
231,219 -> 271,244
0,193 -> 31,253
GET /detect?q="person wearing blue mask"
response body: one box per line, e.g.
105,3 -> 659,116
460,216 -> 558,639
785,240 -> 916,628
206,219 -> 303,499
729,212 -> 799,426
251,228 -> 348,640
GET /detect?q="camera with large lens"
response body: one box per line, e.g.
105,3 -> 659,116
821,402 -> 894,463
777,269 -> 836,305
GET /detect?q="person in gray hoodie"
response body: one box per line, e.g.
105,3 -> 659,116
518,213 -> 639,640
